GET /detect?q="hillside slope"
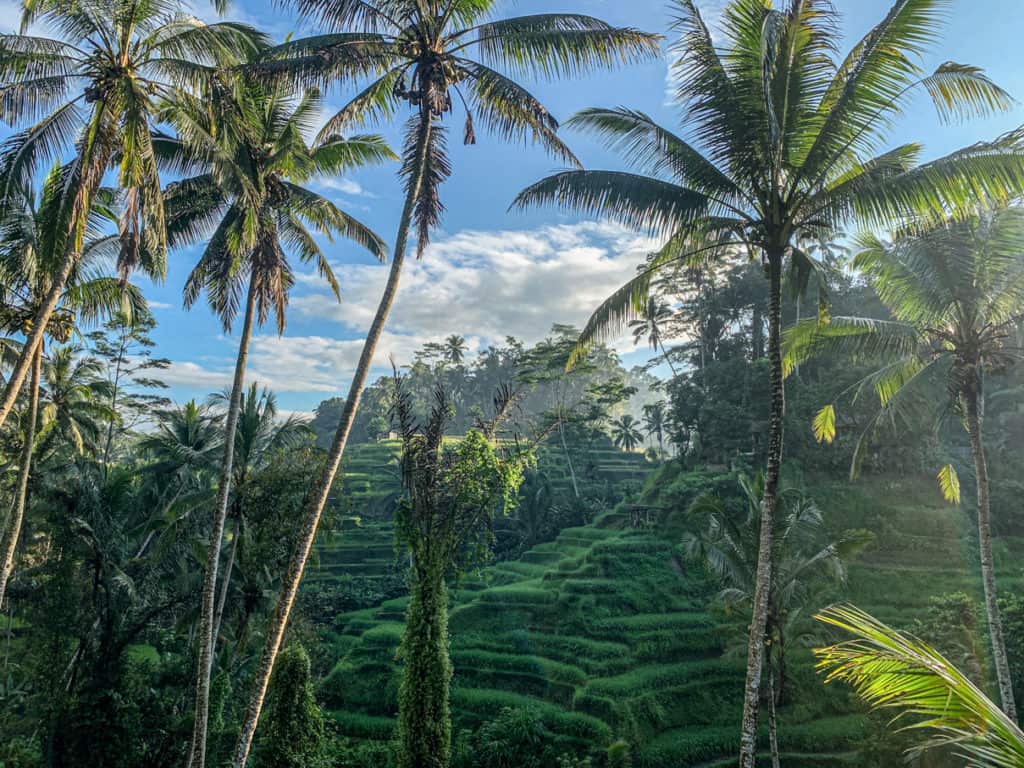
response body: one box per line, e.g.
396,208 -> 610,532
310,466 -> 1024,767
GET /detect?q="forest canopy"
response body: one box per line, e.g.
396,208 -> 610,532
2,1 -> 1024,768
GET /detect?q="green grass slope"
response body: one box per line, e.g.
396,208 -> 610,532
311,467 -> 1024,767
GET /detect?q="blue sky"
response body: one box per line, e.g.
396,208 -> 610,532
4,0 -> 1024,415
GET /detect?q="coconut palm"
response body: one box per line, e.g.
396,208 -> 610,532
642,401 -> 668,457
512,3 -> 1024,760
815,604 -> 1024,766
610,414 -> 643,452
231,6 -> 660,763
0,166 -> 146,610
136,400 -> 222,559
630,297 -> 679,376
207,384 -> 310,648
444,334 -> 468,365
784,207 -> 1024,719
164,74 -> 390,768
0,0 -> 265,433
685,475 -> 871,768
34,346 -> 114,459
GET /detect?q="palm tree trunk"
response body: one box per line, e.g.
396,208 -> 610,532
0,112 -> 111,432
212,517 -> 241,650
0,344 -> 42,609
965,387 -> 1017,720
767,666 -> 781,768
101,329 -> 128,472
188,275 -> 258,768
558,417 -> 580,499
739,251 -> 785,768
230,112 -> 434,768
657,339 -> 679,378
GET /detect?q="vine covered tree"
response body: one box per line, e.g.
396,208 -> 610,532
391,376 -> 531,768
513,2 -> 1024,760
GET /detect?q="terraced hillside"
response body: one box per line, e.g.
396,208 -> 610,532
312,471 -> 1024,767
308,437 -> 653,591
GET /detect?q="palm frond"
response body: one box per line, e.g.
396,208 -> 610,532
466,14 -> 660,81
815,604 -> 1024,767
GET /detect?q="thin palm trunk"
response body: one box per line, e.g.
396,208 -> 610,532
965,387 -> 1017,721
212,517 -> 241,649
101,331 -> 127,472
0,345 -> 41,609
558,417 -> 580,499
657,338 -> 679,378
739,252 -> 785,768
230,113 -> 433,768
0,111 -> 111,432
767,663 -> 781,768
188,275 -> 258,768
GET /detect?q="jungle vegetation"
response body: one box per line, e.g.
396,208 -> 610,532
1,1 -> 1024,767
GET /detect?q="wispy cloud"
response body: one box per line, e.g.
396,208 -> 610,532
313,177 -> 377,198
163,220 -> 658,404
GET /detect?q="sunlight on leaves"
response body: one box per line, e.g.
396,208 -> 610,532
938,464 -> 961,505
813,404 -> 837,444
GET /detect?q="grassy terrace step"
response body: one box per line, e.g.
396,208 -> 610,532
312,468 -> 1021,765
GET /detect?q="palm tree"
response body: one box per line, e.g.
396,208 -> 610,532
231,6 -> 660,763
815,604 -> 1024,766
610,414 -> 643,452
444,334 -> 468,365
165,74 -> 390,768
784,207 -> 1024,719
0,166 -> 146,610
512,3 -> 1024,760
630,297 -> 679,376
0,0 -> 264,433
136,400 -> 222,558
685,475 -> 871,768
642,401 -> 667,457
34,346 -> 115,458
207,384 -> 310,648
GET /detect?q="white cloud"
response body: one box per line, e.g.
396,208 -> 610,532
314,177 -> 377,198
148,301 -> 174,310
164,219 -> 659,402
294,220 -> 658,349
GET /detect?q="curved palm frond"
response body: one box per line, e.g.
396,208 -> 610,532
815,605 -> 1024,767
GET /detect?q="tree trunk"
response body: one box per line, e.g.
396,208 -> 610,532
229,113 -> 434,768
558,417 -> 580,499
739,250 -> 785,768
188,275 -> 258,768
657,339 -> 679,378
397,566 -> 452,768
212,517 -> 241,650
0,344 -> 42,609
0,110 -> 111,432
965,387 -> 1017,720
767,665 -> 781,768
101,329 -> 128,472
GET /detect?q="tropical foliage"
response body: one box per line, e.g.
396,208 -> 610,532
1,1 -> 1024,767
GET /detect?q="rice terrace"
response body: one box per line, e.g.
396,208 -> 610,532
2,1 -> 1024,766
